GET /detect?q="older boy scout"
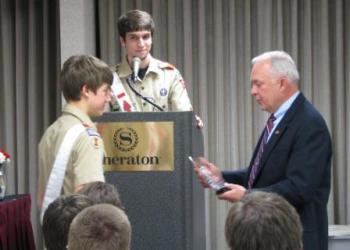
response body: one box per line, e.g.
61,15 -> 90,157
110,9 -> 193,112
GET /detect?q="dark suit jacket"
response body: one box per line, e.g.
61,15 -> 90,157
223,93 -> 332,250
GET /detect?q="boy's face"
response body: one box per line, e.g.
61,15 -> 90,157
86,83 -> 112,117
120,30 -> 152,65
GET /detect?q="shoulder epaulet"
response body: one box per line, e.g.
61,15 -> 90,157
114,64 -> 121,72
158,62 -> 176,70
82,123 -> 100,137
82,123 -> 91,128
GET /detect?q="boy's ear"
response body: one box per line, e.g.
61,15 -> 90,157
120,37 -> 125,47
81,84 -> 90,98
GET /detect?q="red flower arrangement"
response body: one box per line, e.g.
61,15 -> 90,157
0,149 -> 10,165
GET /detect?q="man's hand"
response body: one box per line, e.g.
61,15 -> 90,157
217,183 -> 246,202
191,157 -> 223,188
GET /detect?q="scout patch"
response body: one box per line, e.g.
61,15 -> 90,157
92,137 -> 100,149
84,127 -> 101,148
160,88 -> 168,96
86,128 -> 100,137
123,100 -> 132,112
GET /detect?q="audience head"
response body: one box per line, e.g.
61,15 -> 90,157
225,191 -> 303,250
78,181 -> 123,209
68,204 -> 131,250
42,194 -> 93,250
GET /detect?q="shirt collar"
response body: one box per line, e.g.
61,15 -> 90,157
266,91 -> 300,141
118,55 -> 162,78
118,56 -> 132,78
63,104 -> 95,128
147,56 -> 163,75
273,91 -> 300,120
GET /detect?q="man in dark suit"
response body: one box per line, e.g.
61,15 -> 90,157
193,51 -> 332,250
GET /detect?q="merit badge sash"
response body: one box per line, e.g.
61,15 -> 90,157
111,72 -> 137,112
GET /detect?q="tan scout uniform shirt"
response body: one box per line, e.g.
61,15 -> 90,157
110,55 -> 193,112
38,104 -> 105,203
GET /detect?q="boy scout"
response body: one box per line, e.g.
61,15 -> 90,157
38,55 -> 113,216
110,9 -> 193,112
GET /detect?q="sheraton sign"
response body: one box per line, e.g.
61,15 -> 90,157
97,121 -> 174,171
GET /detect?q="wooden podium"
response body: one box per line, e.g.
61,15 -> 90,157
95,111 -> 205,250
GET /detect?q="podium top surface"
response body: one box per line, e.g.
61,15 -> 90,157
95,111 -> 193,123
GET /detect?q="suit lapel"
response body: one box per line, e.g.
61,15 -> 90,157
252,93 -> 305,183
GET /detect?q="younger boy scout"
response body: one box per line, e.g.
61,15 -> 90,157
38,55 -> 113,216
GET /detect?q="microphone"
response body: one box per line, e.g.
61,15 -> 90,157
132,57 -> 141,82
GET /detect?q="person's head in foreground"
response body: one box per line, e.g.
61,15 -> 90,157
225,191 -> 303,250
68,203 -> 131,250
42,194 -> 93,250
78,181 -> 123,209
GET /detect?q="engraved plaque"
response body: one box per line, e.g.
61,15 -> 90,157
97,121 -> 174,171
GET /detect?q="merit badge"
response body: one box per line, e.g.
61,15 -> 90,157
123,100 -> 132,112
160,88 -> 168,96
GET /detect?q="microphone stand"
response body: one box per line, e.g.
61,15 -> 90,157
126,76 -> 164,112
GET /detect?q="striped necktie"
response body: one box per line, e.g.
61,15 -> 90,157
247,114 -> 276,189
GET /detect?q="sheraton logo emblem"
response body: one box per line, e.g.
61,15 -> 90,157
113,127 -> 139,152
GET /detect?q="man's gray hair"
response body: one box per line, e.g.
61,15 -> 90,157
252,51 -> 300,83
